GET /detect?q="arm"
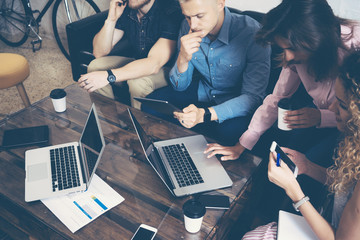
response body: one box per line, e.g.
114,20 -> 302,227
92,0 -> 126,58
268,153 -> 335,240
336,181 -> 360,239
239,66 -> 302,150
79,38 -> 176,92
169,22 -> 202,91
112,38 -> 176,81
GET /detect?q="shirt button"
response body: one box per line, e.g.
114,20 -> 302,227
229,64 -> 232,67
212,77 -> 215,80
142,48 -> 144,51
210,64 -> 213,67
210,48 -> 213,50
213,95 -> 216,98
141,30 -> 144,33
322,101 -> 325,104
194,57 -> 197,60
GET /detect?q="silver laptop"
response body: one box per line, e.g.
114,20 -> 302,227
128,108 -> 233,197
25,104 -> 105,202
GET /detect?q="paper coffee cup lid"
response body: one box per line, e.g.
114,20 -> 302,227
183,199 -> 206,219
50,89 -> 66,99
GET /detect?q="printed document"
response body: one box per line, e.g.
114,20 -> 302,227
41,174 -> 124,233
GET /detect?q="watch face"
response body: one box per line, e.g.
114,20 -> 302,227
107,75 -> 116,83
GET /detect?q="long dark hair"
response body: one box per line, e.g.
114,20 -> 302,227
256,0 -> 353,81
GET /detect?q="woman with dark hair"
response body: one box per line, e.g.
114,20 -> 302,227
242,50 -> 360,240
205,0 -> 360,169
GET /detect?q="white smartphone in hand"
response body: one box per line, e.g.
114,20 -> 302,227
131,224 -> 157,240
270,141 -> 298,177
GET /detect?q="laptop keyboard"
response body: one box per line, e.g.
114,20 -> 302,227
50,146 -> 81,192
162,143 -> 204,188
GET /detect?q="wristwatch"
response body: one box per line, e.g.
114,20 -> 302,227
292,196 -> 310,212
107,69 -> 116,84
203,108 -> 211,123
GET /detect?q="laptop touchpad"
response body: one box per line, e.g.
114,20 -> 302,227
27,163 -> 48,182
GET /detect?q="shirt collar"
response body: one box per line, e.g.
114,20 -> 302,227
216,7 -> 231,45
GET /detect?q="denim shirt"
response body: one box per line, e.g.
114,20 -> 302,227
169,7 -> 271,123
115,0 -> 183,60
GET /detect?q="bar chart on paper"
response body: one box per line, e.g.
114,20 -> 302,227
42,175 -> 125,233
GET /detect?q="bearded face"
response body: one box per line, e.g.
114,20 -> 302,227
128,0 -> 151,10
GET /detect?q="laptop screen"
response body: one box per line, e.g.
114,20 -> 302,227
80,105 -> 105,180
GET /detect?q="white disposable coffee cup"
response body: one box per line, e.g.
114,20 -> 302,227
183,199 -> 206,233
50,89 -> 67,112
278,98 -> 292,131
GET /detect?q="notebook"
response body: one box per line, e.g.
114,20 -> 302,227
128,108 -> 233,197
133,97 -> 182,115
25,104 -> 105,202
277,210 -> 318,240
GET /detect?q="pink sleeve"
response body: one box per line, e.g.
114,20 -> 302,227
240,66 -> 301,150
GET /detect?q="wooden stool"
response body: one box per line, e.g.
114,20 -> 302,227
0,53 -> 31,108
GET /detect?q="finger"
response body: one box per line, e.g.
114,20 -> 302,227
204,144 -> 222,153
285,109 -> 303,116
220,155 -> 237,161
204,144 -> 223,154
287,123 -> 310,129
187,30 -> 204,38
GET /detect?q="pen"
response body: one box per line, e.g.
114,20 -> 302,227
276,153 -> 281,167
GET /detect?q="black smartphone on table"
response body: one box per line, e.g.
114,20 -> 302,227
197,194 -> 230,210
2,125 -> 49,148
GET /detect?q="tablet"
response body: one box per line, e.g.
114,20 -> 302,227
2,125 -> 49,148
134,97 -> 182,116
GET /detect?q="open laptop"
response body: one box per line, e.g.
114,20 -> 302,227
133,97 -> 182,116
25,104 -> 105,202
128,108 -> 233,197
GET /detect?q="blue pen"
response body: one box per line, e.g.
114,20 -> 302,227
276,153 -> 281,167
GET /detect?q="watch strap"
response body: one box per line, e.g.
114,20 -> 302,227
203,108 -> 211,123
292,196 -> 310,212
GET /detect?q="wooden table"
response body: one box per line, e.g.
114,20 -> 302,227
0,84 -> 262,240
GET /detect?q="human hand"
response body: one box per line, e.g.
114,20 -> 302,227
268,152 -> 304,201
283,107 -> 321,129
281,147 -> 311,175
78,71 -> 109,93
173,104 -> 204,128
204,142 -> 245,161
178,30 -> 203,63
108,0 -> 126,22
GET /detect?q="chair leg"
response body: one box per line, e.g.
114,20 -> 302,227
16,82 -> 31,108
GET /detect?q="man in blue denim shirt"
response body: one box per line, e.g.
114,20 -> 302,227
144,0 -> 271,145
78,0 -> 183,109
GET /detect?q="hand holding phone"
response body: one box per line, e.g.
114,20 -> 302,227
270,141 -> 298,177
131,224 -> 157,240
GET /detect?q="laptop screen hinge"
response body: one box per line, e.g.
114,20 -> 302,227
78,146 -> 87,184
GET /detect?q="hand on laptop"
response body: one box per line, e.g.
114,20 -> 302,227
204,142 -> 245,161
78,71 -> 109,93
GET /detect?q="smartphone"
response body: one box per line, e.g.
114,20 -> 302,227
270,141 -> 298,177
198,194 -> 230,209
131,224 -> 157,240
2,125 -> 49,148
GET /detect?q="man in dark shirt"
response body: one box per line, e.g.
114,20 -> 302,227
78,0 -> 183,109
